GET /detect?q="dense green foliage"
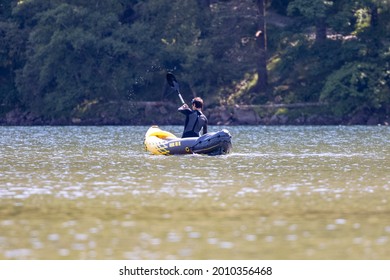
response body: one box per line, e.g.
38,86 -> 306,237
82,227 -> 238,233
0,0 -> 389,123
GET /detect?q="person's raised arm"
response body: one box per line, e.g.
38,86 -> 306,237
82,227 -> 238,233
178,103 -> 191,115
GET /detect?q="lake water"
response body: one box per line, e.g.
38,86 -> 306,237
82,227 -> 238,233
1,125 -> 390,259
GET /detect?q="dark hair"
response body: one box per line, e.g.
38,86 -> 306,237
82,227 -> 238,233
191,97 -> 204,109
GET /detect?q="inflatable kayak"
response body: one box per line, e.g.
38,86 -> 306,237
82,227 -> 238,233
144,125 -> 232,156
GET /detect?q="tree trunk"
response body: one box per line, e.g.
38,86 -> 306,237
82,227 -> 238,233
368,3 -> 381,56
370,3 -> 379,28
255,0 -> 268,95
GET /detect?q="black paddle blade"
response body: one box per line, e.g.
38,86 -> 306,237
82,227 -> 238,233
166,72 -> 179,91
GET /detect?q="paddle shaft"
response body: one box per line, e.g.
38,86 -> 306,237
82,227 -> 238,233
178,92 -> 185,104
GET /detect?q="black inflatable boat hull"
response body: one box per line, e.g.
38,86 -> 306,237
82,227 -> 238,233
144,126 -> 232,156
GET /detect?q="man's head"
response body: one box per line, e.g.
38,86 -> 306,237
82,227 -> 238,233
191,97 -> 204,110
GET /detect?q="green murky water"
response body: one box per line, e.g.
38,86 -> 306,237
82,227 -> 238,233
1,126 -> 389,259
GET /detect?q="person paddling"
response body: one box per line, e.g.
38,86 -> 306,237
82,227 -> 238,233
178,97 -> 208,138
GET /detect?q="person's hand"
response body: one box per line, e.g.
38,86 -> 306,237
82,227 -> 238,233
180,103 -> 189,109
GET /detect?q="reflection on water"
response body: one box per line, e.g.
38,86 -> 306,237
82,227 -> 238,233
1,126 -> 390,259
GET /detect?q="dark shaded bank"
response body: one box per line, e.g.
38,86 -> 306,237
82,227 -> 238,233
1,101 -> 389,126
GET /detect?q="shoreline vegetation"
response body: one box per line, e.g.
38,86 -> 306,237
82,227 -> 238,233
1,1 -> 389,126
2,101 -> 389,126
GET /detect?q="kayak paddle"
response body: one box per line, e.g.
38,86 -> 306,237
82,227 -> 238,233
166,72 -> 185,104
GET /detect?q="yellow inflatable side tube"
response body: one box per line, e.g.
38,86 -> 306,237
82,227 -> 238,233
145,125 -> 177,140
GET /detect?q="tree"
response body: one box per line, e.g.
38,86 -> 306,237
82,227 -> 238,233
15,3 -> 136,119
254,0 -> 268,94
319,0 -> 390,117
206,0 -> 265,104
287,0 -> 334,43
126,0 -> 215,102
0,0 -> 27,114
320,60 -> 390,117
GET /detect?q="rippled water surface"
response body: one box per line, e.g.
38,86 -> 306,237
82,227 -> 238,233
1,126 -> 390,259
